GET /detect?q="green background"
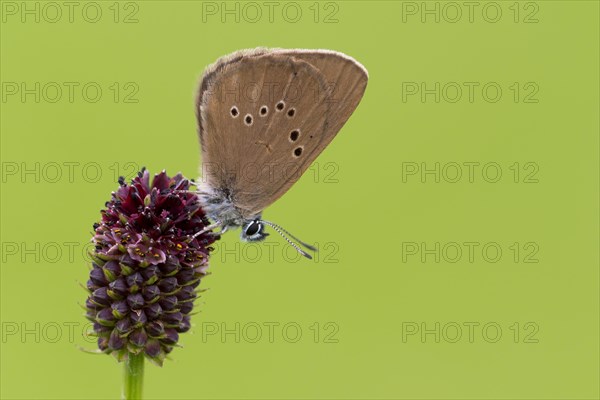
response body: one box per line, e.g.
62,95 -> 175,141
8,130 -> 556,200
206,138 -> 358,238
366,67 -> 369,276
1,1 -> 598,399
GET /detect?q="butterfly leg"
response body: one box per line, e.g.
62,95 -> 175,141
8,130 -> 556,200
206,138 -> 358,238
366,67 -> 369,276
191,221 -> 223,239
215,225 -> 229,235
207,225 -> 229,238
203,225 -> 230,240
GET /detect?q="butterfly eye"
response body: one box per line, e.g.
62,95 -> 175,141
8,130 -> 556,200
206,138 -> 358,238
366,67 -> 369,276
276,101 -> 285,111
230,106 -> 239,117
287,108 -> 295,117
241,220 -> 267,242
244,114 -> 253,125
260,106 -> 268,116
293,147 -> 303,157
245,221 -> 261,236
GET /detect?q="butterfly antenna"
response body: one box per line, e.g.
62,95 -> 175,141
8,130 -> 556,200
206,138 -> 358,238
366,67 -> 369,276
270,223 -> 318,252
261,220 -> 317,259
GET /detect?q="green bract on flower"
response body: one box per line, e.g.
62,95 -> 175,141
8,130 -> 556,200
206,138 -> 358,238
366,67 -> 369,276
85,169 -> 217,366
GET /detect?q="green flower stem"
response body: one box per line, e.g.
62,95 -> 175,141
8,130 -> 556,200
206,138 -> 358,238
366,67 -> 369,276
123,353 -> 144,400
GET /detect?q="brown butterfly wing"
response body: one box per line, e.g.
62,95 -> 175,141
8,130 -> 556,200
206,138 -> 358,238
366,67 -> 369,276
197,49 -> 368,217
275,49 -> 369,145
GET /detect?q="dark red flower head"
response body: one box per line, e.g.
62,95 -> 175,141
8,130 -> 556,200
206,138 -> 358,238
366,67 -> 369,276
85,169 -> 217,366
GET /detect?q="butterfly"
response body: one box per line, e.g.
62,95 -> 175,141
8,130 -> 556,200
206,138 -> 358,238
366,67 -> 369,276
192,48 -> 368,258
